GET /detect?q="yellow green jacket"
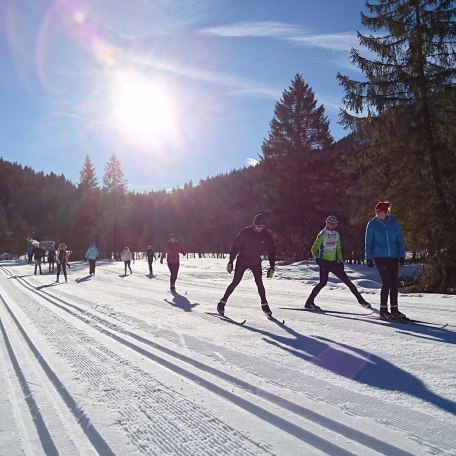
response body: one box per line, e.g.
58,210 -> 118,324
311,228 -> 343,261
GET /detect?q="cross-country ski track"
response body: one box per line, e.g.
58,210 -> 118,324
1,258 -> 455,455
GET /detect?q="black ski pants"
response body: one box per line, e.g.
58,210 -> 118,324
168,262 -> 179,286
221,261 -> 267,304
88,259 -> 96,275
34,259 -> 42,275
374,258 -> 399,309
307,260 -> 363,304
124,260 -> 132,274
57,263 -> 67,281
147,259 -> 154,274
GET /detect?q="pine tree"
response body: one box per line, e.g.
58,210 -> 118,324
79,155 -> 98,190
261,74 -> 333,259
103,153 -> 127,194
102,154 -> 128,253
337,0 -> 456,291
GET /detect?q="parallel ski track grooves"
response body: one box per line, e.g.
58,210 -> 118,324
0,317 -> 59,455
11,273 -> 416,456
0,293 -> 115,456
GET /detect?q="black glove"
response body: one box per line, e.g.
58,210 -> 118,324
399,257 -> 405,266
367,259 -> 375,268
267,267 -> 275,278
315,258 -> 322,265
226,262 -> 233,274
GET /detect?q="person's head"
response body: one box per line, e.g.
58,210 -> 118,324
375,201 -> 390,221
147,245 -> 152,250
91,241 -> 96,247
169,234 -> 177,243
124,246 -> 129,251
325,215 -> 339,231
58,243 -> 67,250
253,214 -> 266,232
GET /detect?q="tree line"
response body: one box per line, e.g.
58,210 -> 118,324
0,1 -> 455,292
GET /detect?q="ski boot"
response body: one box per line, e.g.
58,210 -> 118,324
304,301 -> 322,311
261,302 -> 272,317
379,308 -> 392,321
217,300 -> 226,316
358,299 -> 372,309
390,307 -> 407,320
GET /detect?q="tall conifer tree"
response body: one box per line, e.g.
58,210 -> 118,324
338,0 -> 456,291
261,74 -> 333,259
79,155 -> 98,190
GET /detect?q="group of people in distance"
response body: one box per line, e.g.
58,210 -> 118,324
30,241 -> 70,283
217,201 -> 406,321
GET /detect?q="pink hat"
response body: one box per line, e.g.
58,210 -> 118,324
375,201 -> 390,213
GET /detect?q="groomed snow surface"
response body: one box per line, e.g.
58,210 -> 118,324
0,258 -> 455,456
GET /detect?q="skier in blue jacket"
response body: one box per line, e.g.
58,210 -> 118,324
85,242 -> 100,276
365,201 -> 406,320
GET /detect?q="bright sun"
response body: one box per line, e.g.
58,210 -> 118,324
109,71 -> 175,143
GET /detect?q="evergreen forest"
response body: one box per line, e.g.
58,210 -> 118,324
1,0 -> 455,293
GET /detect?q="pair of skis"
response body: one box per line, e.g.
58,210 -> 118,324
206,312 -> 285,326
283,307 -> 448,329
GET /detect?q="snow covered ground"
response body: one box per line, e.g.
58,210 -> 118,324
0,257 -> 455,456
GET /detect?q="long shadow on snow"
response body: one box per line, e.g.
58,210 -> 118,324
164,293 -> 199,312
240,321 -> 456,415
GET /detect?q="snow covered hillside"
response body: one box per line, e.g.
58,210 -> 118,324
0,258 -> 455,456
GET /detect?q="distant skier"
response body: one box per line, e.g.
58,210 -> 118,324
48,243 -> 56,272
305,216 -> 371,311
32,242 -> 44,275
160,234 -> 186,292
85,241 -> 99,276
365,202 -> 406,320
217,214 -> 276,317
121,246 -> 133,275
56,243 -> 69,283
146,245 -> 156,275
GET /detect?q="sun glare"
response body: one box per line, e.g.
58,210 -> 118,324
109,71 -> 176,143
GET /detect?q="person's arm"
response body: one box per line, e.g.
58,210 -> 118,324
228,230 -> 244,264
396,221 -> 406,258
311,233 -> 324,259
266,234 -> 276,269
364,221 -> 374,260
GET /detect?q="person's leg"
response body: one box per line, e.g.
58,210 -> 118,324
250,264 -> 267,303
168,263 -> 179,287
385,258 -> 401,313
56,263 -> 61,282
220,262 -> 249,302
62,264 -> 67,282
375,258 -> 393,314
38,260 -> 42,274
331,263 -> 366,303
148,259 -> 153,274
128,260 -> 132,274
306,261 -> 330,305
124,261 -> 127,275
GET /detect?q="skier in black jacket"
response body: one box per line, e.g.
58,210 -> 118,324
218,214 -> 276,317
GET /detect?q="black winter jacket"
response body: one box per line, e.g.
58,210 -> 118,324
229,226 -> 276,267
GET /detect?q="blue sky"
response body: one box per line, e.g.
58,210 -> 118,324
0,0 -> 367,191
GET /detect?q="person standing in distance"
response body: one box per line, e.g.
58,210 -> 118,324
305,216 -> 371,311
365,201 -> 406,320
217,214 -> 276,317
85,241 -> 100,276
56,243 -> 69,283
146,245 -> 156,276
121,246 -> 133,275
160,234 -> 186,292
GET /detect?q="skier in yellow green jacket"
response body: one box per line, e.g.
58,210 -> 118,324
305,216 -> 371,311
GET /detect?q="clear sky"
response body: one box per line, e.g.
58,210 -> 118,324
0,0 -> 368,191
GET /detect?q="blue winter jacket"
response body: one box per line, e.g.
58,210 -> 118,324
365,215 -> 405,260
85,246 -> 99,260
